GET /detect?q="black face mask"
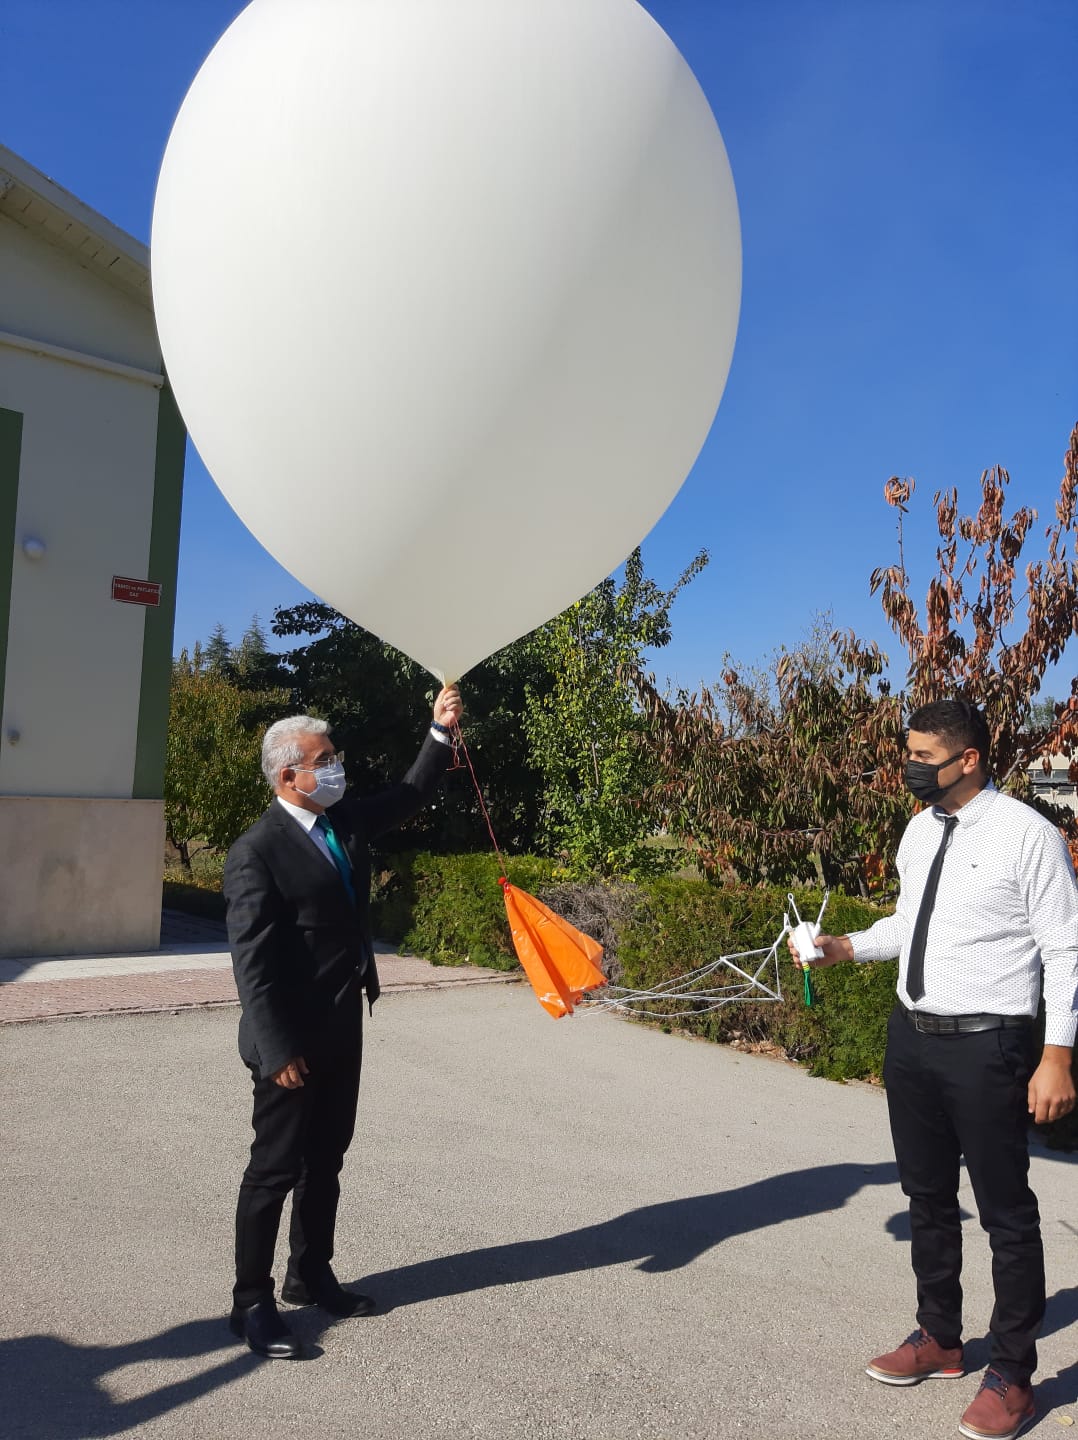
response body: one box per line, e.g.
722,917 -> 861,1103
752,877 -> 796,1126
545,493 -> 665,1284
904,750 -> 968,804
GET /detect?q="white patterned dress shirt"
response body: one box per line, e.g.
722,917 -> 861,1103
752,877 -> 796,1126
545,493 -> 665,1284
848,783 -> 1078,1047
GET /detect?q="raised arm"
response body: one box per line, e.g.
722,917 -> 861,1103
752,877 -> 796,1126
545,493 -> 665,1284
354,685 -> 463,840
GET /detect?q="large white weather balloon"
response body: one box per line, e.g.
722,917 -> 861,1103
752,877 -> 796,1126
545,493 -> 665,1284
152,0 -> 740,681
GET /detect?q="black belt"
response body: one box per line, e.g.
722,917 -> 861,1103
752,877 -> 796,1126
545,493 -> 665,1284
898,1004 -> 1033,1036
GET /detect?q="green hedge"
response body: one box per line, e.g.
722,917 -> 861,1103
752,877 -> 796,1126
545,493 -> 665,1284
372,851 -> 561,970
169,845 -> 1076,1133
374,852 -> 893,1076
614,879 -> 893,1080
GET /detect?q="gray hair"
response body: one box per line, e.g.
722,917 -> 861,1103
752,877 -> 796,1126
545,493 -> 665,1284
261,715 -> 330,789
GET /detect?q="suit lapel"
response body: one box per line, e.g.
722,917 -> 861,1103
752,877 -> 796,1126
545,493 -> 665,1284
264,803 -> 353,913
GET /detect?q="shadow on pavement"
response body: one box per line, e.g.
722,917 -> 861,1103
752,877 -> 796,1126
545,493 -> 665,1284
362,1160 -> 901,1307
0,1315 -> 327,1440
6,1164 -> 897,1433
959,1286 -> 1078,1382
1030,1135 -> 1078,1165
1032,1356 -> 1078,1424
0,958 -> 39,980
13,1162 -> 1072,1437
885,1205 -> 975,1242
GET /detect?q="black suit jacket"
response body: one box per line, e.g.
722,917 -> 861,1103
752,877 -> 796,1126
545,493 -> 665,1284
223,731 -> 451,1080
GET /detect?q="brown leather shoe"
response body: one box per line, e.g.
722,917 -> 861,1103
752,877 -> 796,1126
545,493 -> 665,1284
958,1369 -> 1035,1440
866,1327 -> 964,1385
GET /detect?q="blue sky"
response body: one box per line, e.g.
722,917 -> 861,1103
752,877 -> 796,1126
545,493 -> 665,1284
3,0 -> 1076,691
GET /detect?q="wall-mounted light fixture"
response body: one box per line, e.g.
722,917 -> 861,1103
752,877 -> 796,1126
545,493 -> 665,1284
21,536 -> 46,560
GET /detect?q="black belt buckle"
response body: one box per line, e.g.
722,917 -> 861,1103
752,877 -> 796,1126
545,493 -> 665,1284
916,1010 -> 964,1035
901,1005 -> 1030,1036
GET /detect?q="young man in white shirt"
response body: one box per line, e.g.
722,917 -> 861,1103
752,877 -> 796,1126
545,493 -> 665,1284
802,699 -> 1078,1440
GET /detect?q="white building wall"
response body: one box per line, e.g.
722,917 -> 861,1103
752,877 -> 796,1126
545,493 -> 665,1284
0,343 -> 161,796
0,211 -> 160,372
1028,756 -> 1078,818
0,186 -> 180,957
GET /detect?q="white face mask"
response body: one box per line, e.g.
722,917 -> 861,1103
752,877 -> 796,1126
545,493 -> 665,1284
293,761 -> 346,807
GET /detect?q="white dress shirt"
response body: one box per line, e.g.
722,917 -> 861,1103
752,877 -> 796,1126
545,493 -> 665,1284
848,783 -> 1078,1047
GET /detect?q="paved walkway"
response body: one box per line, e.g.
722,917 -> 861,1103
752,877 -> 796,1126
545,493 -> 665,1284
3,917 -> 1078,1439
3,986 -> 1078,1440
0,910 -> 520,1023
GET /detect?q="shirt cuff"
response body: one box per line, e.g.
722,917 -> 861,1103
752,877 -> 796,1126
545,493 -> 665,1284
1044,1012 -> 1077,1048
429,725 -> 451,746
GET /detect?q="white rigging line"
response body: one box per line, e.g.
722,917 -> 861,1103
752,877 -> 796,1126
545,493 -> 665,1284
581,890 -> 830,1016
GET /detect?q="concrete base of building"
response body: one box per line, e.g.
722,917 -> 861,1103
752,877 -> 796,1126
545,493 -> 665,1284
0,795 -> 163,957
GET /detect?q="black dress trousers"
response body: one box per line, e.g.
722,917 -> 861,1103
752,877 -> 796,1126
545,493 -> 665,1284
233,1019 -> 363,1309
882,1005 -> 1044,1384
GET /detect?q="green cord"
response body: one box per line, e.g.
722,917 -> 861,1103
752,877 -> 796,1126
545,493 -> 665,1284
803,965 -> 815,1007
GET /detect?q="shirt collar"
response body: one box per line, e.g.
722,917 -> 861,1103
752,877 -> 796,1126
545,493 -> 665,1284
275,794 -> 320,833
932,780 -> 997,829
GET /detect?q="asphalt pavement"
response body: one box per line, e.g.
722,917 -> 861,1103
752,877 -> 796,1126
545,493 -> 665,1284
2,963 -> 1077,1439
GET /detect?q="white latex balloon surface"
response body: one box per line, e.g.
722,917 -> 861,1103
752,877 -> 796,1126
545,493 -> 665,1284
152,0 -> 741,681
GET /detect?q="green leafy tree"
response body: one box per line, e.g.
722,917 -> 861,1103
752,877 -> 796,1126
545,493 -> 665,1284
232,614 -> 293,718
203,622 -> 232,674
164,650 -> 289,871
523,547 -> 708,878
234,614 -> 269,673
233,613 -> 290,687
1028,695 -> 1059,731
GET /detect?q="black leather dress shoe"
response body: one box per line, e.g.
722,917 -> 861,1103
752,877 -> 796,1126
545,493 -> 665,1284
228,1298 -> 304,1359
280,1268 -> 376,1318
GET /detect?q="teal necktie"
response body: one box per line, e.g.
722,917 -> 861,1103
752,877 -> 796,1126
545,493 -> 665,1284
314,815 -> 356,905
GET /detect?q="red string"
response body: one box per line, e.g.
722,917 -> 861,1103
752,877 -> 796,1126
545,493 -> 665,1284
450,720 -> 508,885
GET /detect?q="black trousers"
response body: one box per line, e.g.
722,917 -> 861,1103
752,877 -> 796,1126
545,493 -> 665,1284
883,1005 -> 1044,1384
234,1025 -> 363,1309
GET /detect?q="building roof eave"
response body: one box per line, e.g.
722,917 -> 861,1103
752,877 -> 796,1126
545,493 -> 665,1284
0,144 -> 150,310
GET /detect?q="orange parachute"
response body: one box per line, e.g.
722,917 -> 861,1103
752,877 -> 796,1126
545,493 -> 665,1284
500,878 -> 607,1017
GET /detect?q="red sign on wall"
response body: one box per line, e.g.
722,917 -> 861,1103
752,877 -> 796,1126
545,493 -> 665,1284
111,576 -> 162,607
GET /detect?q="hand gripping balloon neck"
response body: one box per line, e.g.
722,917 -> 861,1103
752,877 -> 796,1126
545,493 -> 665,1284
784,891 -> 830,1008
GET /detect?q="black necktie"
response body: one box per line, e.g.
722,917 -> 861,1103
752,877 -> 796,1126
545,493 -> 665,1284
905,815 -> 958,1003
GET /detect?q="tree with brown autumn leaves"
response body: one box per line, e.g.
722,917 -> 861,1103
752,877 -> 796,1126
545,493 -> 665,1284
871,423 -> 1078,824
631,626 -> 906,892
633,423 -> 1078,890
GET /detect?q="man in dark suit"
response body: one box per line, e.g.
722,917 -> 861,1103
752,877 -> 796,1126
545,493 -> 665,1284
224,685 -> 462,1359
